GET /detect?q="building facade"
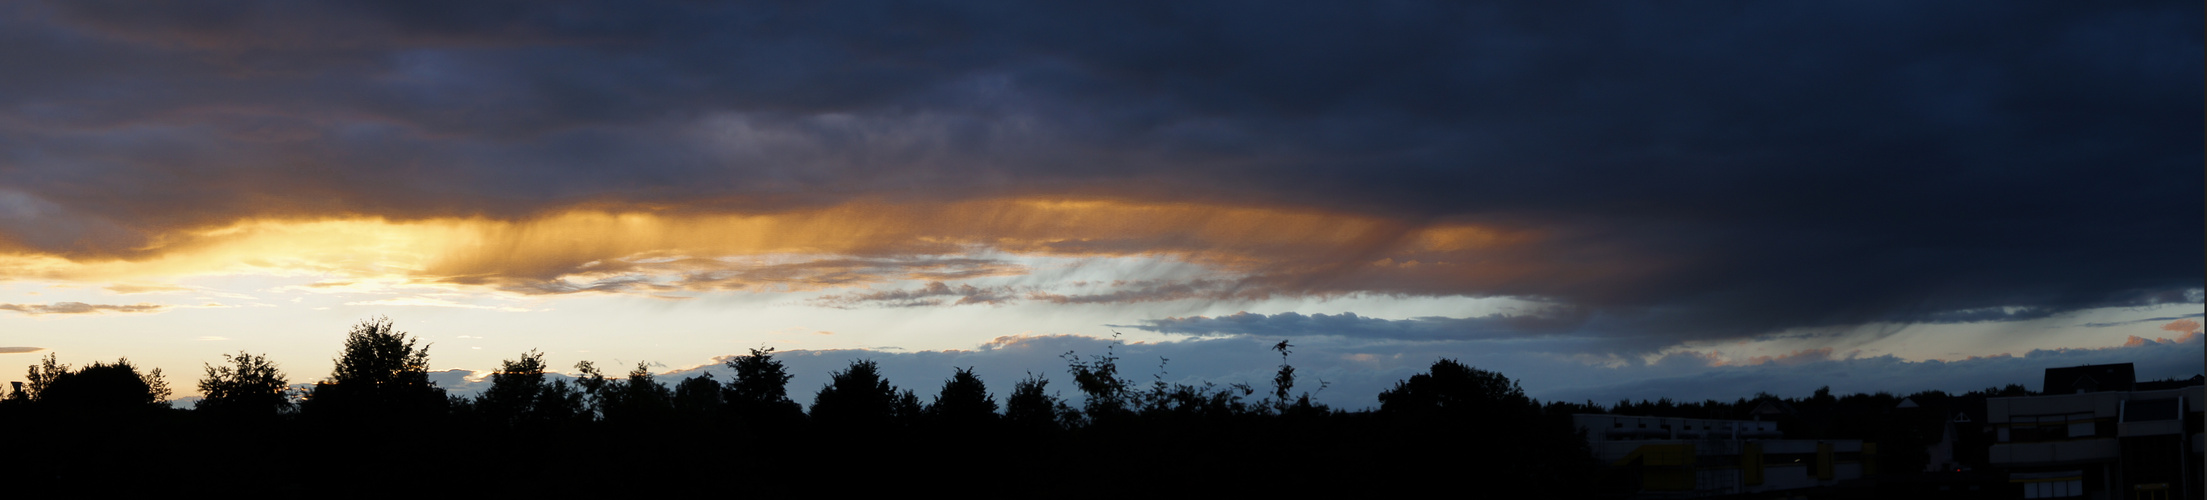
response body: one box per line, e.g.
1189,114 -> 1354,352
1985,363 -> 2204,500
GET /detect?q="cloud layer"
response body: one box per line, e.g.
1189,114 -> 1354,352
0,2 -> 2196,356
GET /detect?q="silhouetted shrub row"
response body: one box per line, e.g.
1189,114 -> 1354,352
0,317 -> 1606,495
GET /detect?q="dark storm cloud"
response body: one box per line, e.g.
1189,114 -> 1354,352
1,1 -> 2198,349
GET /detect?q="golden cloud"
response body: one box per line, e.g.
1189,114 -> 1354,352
0,197 -> 1552,300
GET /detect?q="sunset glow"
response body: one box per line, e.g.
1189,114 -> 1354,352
0,1 -> 2195,411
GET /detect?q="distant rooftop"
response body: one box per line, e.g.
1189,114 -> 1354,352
2041,363 -> 2134,394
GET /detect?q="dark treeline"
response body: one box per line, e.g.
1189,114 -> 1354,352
0,317 -> 2080,495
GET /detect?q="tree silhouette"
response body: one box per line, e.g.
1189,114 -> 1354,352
34,356 -> 170,415
811,359 -> 902,429
196,351 -> 292,418
1271,340 -> 1295,402
1376,358 -> 1594,491
1063,336 -> 1133,421
893,388 -> 923,424
671,373 -> 724,420
573,360 -> 676,424
670,372 -> 723,422
1005,372 -> 1074,430
303,317 -> 446,420
1267,339 -> 1326,414
721,346 -> 802,427
571,360 -> 610,419
477,350 -> 549,425
475,350 -> 585,428
927,367 -> 998,425
1377,358 -> 1534,418
20,352 -> 67,402
613,362 -> 673,424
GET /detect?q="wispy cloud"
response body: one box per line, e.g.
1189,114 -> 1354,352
2078,312 -> 2205,328
342,297 -> 530,312
1116,310 -> 1586,342
0,347 -> 46,354
0,302 -> 169,315
814,278 -> 1268,309
103,283 -> 191,294
811,281 -> 1023,308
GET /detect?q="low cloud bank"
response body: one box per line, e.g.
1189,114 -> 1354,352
429,325 -> 2203,413
1544,334 -> 2205,405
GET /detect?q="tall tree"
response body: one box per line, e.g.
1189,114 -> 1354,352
721,347 -> 801,427
571,360 -> 674,424
1063,336 -> 1133,421
1004,372 -> 1073,430
197,351 -> 293,418
927,367 -> 998,426
303,317 -> 446,420
476,350 -> 549,425
1376,359 -> 1594,490
810,359 -> 901,429
475,350 -> 583,428
20,352 -> 66,402
671,373 -> 724,420
612,362 -> 673,424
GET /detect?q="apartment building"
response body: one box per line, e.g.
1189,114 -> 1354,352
1985,363 -> 2203,500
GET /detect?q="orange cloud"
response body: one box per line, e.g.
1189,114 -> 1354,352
2159,319 -> 2200,334
0,197 -> 1550,301
2122,329 -> 2202,348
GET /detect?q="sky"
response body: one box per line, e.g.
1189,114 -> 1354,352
0,1 -> 2199,410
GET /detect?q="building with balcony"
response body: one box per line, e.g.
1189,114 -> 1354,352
1985,363 -> 2203,500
